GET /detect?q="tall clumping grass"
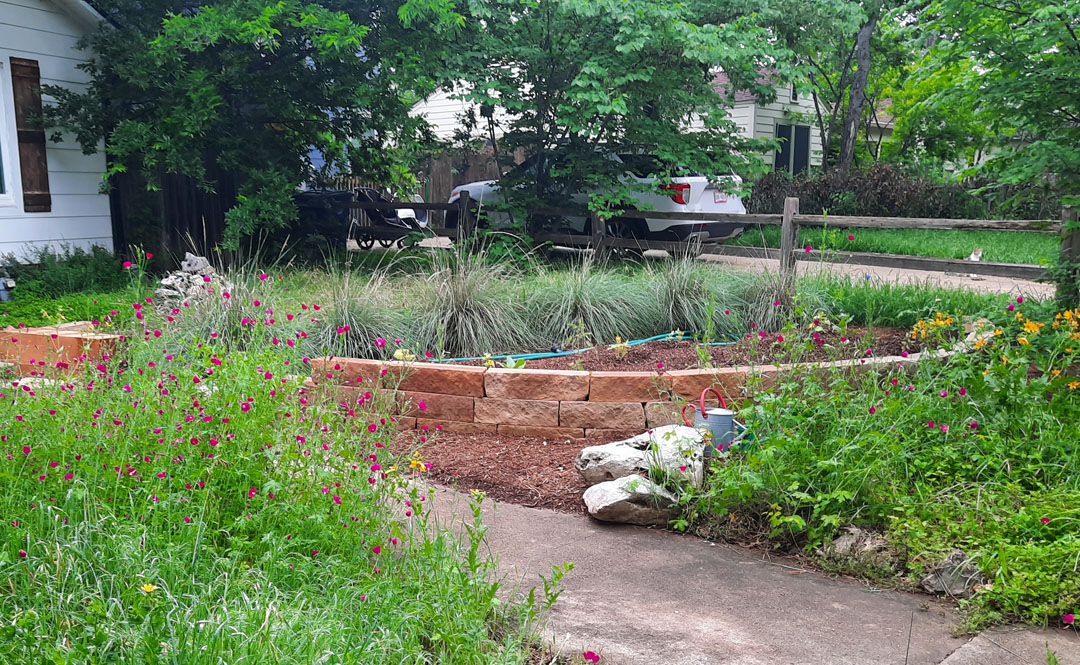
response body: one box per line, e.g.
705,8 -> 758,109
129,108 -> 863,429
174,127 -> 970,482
408,243 -> 543,358
0,263 -> 551,663
527,255 -> 659,346
314,262 -> 408,359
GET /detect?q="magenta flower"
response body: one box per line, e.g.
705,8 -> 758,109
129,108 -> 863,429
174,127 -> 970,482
371,545 -> 381,554
375,337 -> 386,348
1040,517 -> 1051,524
1016,295 -> 1023,304
417,400 -> 427,411
248,487 -> 258,498
122,261 -> 133,269
259,272 -> 268,281
958,387 -> 967,396
939,389 -> 948,398
940,424 -> 949,433
333,495 -> 341,505
1007,303 -> 1014,312
18,550 -> 26,558
583,651 -> 600,664
1065,613 -> 1075,624
847,234 -> 855,241
804,245 -> 812,253
868,406 -> 876,414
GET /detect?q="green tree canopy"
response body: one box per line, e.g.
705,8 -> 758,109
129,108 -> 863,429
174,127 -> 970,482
916,0 -> 1080,204
442,0 -> 793,230
47,0 -> 462,247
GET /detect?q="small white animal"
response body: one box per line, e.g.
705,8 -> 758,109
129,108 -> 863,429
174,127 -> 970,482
966,247 -> 984,280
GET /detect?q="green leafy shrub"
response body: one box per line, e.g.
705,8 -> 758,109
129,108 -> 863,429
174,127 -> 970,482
687,298 -> 1080,628
6,245 -> 128,298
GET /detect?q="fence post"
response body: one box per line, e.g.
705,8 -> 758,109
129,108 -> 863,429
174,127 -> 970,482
779,197 -> 799,283
457,190 -> 473,242
1059,205 -> 1079,304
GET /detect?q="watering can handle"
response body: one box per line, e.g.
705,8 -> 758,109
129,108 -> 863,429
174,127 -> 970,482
680,387 -> 729,426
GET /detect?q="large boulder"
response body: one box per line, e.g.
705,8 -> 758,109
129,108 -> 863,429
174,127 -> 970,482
574,424 -> 705,487
582,475 -> 678,527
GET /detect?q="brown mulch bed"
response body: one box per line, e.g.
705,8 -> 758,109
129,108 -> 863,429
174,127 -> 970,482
451,326 -> 914,372
394,430 -> 641,513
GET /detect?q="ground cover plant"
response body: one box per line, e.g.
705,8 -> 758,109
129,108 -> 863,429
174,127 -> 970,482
683,298 -> 1080,630
0,265 -> 554,663
728,226 -> 1059,266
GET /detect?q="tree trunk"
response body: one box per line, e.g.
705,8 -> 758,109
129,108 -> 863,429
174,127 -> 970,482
836,9 -> 879,177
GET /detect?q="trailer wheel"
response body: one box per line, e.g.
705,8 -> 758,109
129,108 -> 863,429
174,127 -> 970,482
378,238 -> 395,248
357,234 -> 375,250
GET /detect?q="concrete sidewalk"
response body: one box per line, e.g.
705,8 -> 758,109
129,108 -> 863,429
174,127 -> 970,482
431,488 -> 1078,665
698,252 -> 1055,299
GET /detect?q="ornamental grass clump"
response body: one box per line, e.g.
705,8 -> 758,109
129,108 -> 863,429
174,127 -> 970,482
0,265 -> 550,663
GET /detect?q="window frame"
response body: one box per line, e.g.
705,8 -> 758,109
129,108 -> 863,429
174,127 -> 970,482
790,82 -> 798,103
774,122 -> 811,175
0,58 -> 19,209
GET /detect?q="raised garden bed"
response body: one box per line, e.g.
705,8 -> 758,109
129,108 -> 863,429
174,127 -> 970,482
450,326 -> 912,371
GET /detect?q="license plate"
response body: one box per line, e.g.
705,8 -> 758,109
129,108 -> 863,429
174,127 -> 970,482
713,190 -> 727,203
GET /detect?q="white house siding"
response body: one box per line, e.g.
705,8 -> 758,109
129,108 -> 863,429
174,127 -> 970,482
752,86 -> 823,169
0,0 -> 112,259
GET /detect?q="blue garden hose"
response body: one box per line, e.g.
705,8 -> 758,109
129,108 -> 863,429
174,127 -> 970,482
431,332 -> 737,363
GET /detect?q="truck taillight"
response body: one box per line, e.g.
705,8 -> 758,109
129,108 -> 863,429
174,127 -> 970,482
660,183 -> 690,205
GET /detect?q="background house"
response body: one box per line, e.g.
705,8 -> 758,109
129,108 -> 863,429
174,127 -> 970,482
410,76 -> 825,203
0,0 -> 113,259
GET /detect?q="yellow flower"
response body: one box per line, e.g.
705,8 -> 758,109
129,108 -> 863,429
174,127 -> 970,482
1051,369 -> 1061,376
994,329 -> 1003,337
140,583 -> 158,594
1016,311 -> 1024,321
1017,337 -> 1030,346
974,338 -> 987,350
1069,381 -> 1079,390
1023,320 -> 1044,334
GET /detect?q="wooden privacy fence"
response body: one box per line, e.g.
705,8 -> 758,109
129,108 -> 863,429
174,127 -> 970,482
332,194 -> 1079,298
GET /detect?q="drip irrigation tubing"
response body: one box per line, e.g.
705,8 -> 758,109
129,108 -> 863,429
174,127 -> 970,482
432,332 -> 737,364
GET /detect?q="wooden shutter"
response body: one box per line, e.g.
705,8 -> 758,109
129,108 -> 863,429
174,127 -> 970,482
10,58 -> 51,213
792,125 -> 810,175
774,124 -> 792,174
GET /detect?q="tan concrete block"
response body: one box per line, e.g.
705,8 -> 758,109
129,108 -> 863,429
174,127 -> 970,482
485,368 -> 590,400
311,357 -> 384,387
0,325 -> 119,375
667,367 -> 746,401
560,401 -> 645,430
585,429 -> 645,441
399,391 -> 474,421
474,398 -> 560,426
416,418 -> 496,433
496,425 -> 586,439
588,371 -> 670,402
388,361 -> 487,397
645,401 -> 688,428
394,417 -> 417,430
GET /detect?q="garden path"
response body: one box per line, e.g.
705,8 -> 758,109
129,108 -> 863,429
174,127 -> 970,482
432,487 -> 1078,665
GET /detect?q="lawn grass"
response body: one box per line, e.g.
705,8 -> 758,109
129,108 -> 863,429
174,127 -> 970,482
728,224 -> 1060,265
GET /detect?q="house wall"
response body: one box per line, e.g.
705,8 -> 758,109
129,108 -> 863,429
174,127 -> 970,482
0,0 -> 112,259
753,86 -> 823,169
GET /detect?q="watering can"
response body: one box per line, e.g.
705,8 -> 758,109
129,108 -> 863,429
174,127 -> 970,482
681,388 -> 737,455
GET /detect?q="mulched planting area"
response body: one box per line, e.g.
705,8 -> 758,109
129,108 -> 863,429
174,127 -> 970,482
450,326 -> 915,372
396,430 -> 637,513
